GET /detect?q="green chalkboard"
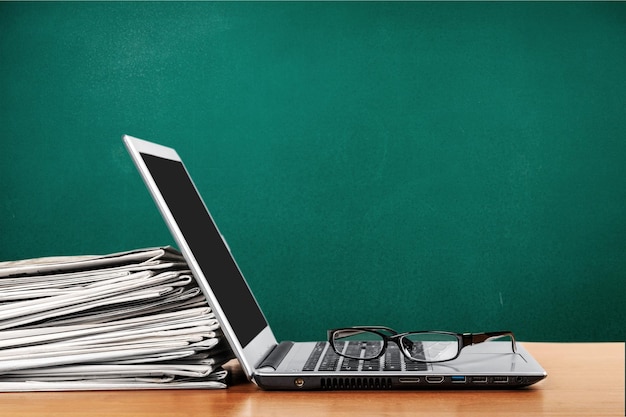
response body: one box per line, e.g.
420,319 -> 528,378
1,2 -> 625,342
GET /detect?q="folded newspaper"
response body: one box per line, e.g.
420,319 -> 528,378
0,247 -> 234,391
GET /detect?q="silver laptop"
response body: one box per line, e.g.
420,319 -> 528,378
124,135 -> 547,390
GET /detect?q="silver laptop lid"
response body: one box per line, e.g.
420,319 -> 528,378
123,135 -> 277,379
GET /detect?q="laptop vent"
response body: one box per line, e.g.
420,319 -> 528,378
320,377 -> 393,390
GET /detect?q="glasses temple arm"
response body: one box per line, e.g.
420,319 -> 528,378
328,326 -> 400,341
463,331 -> 517,353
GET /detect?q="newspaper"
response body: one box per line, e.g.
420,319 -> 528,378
0,247 -> 234,391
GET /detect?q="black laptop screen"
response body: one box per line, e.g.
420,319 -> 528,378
140,152 -> 268,347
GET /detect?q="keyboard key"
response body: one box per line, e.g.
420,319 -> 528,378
318,350 -> 341,371
405,360 -> 428,371
303,342 -> 326,371
340,358 -> 360,371
362,359 -> 380,371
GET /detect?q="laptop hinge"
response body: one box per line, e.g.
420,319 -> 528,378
258,341 -> 294,370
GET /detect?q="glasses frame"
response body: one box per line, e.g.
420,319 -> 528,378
327,326 -> 517,363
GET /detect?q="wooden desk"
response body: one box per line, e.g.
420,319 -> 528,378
0,343 -> 623,416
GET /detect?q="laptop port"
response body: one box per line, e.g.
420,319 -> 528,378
471,376 -> 488,384
425,376 -> 444,384
398,377 -> 420,384
493,376 -> 509,384
451,376 -> 466,383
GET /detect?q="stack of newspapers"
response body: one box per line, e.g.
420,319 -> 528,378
0,247 -> 233,391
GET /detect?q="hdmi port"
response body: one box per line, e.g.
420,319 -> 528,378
425,376 -> 444,384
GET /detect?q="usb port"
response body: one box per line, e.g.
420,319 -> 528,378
451,376 -> 466,383
471,376 -> 488,384
493,376 -> 509,384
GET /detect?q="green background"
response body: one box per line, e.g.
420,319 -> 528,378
2,2 -> 625,342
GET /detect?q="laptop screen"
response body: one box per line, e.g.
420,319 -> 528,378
139,152 -> 268,347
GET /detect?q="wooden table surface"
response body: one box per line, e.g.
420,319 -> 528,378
0,343 -> 623,417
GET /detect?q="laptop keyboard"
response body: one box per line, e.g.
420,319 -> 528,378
303,342 -> 427,372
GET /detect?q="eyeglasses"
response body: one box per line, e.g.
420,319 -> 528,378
328,326 -> 516,363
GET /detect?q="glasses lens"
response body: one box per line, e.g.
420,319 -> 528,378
331,329 -> 385,360
401,332 -> 459,362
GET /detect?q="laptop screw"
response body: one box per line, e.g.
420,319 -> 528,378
294,378 -> 305,388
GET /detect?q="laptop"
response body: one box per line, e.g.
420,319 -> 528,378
123,135 -> 547,390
